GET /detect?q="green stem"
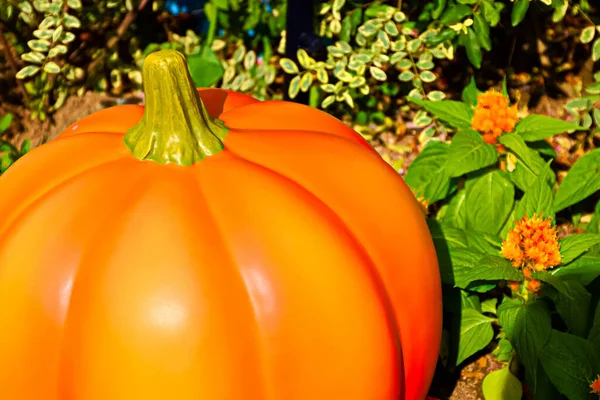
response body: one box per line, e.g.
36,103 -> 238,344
124,49 -> 228,166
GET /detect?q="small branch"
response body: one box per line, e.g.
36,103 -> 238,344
0,23 -> 30,103
86,0 -> 150,76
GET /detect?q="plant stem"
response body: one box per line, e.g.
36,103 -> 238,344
0,23 -> 30,103
86,0 -> 150,77
124,49 -> 228,166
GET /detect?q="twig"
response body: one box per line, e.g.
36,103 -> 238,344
0,23 -> 30,103
86,0 -> 150,75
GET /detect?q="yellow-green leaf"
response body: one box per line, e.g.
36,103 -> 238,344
288,75 -> 301,98
27,39 -> 50,52
399,71 -> 415,81
593,38 -> 600,62
279,58 -> 299,74
16,65 -> 41,79
296,48 -> 314,69
580,26 -> 596,44
299,72 -> 313,92
20,51 -> 45,64
48,44 -> 68,58
52,25 -> 63,42
369,66 -> 387,81
243,50 -> 256,71
321,95 -> 335,108
316,68 -> 328,83
63,14 -> 81,29
43,61 -> 61,74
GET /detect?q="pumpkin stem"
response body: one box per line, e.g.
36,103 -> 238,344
124,49 -> 228,165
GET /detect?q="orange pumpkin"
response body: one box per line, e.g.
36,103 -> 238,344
0,50 -> 441,400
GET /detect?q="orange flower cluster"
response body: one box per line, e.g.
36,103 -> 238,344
471,90 -> 518,143
500,214 -> 562,272
591,375 -> 600,395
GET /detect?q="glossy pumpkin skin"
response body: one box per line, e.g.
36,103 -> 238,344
0,87 -> 441,398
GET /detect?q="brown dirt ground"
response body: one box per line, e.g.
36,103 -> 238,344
2,90 -> 144,151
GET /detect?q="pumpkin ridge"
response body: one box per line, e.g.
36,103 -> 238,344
220,146 -> 404,385
187,169 -> 274,400
55,168 -> 168,395
191,151 -> 403,397
0,157 -> 131,238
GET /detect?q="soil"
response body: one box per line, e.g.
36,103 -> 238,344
1,90 -> 144,151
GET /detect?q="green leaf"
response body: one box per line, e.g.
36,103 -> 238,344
279,58 -> 299,74
588,302 -> 600,350
42,61 -> 60,74
514,161 -> 554,220
369,66 -> 387,81
15,65 -> 40,79
67,0 -> 82,9
456,308 -> 495,365
186,47 -> 224,88
20,51 -> 45,64
514,114 -> 585,141
27,39 -> 50,52
444,130 -> 498,177
465,170 -> 515,235
398,71 -> 414,81
553,254 -> 600,285
440,4 -> 472,25
499,133 -> 555,191
453,253 -> 524,288
427,90 -> 446,101
63,14 -> 80,28
552,0 -> 568,22
482,366 -> 523,400
431,0 -> 447,19
559,233 -> 600,264
439,190 -> 467,228
548,279 -> 591,337
554,149 -> 600,211
580,26 -> 596,44
211,0 -> 229,10
501,76 -> 509,98
494,339 -> 515,363
593,38 -> 600,62
0,113 -> 13,133
511,0 -> 530,27
419,71 -> 436,83
288,75 -> 301,99
540,330 -> 600,400
462,77 -> 480,107
498,298 -> 552,389
481,298 -> 498,314
404,141 -> 452,203
473,13 -> 491,51
408,98 -> 472,130
481,0 -> 501,26
465,28 -> 482,69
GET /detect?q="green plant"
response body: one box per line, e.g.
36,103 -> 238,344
0,113 -> 30,173
404,79 -> 600,398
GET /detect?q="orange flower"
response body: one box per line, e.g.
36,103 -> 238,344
527,278 -> 542,293
507,281 -> 521,292
590,375 -> 600,395
471,90 -> 518,143
501,213 -> 562,271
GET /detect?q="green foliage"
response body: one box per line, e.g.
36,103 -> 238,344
0,113 -> 30,174
415,78 -> 600,398
279,2 -> 453,112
